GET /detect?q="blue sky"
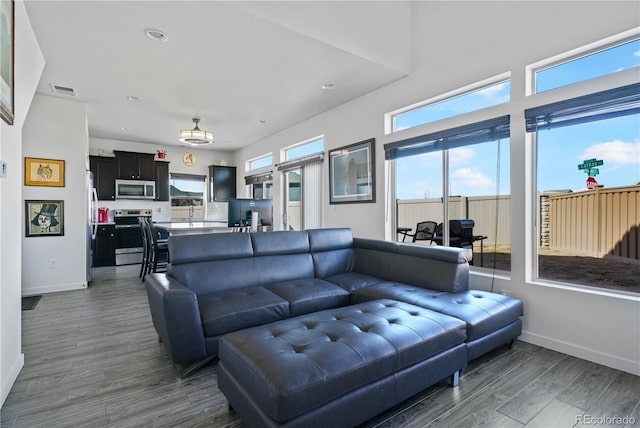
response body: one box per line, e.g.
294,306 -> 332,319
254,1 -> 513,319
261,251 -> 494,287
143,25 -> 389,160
396,40 -> 640,199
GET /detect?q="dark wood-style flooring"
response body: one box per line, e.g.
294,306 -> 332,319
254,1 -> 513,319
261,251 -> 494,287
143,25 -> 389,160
2,265 -> 638,427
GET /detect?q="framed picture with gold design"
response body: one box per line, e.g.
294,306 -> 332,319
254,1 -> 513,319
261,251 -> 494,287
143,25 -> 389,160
25,157 -> 65,187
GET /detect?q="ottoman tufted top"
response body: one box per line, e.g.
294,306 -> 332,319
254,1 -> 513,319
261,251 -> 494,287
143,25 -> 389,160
218,299 -> 466,422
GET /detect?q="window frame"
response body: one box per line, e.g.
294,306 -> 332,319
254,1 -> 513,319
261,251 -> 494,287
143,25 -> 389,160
525,28 -> 640,294
282,135 -> 324,162
526,28 -> 640,96
246,153 -> 273,172
385,72 -> 511,135
169,173 -> 207,220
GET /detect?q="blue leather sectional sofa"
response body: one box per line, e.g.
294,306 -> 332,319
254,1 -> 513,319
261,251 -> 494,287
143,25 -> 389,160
144,228 -> 523,427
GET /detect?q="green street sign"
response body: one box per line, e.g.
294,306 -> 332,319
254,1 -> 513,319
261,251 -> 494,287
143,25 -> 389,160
578,158 -> 604,170
582,168 -> 599,176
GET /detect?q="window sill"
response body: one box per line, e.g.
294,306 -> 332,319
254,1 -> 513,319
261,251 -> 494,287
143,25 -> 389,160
528,278 -> 640,302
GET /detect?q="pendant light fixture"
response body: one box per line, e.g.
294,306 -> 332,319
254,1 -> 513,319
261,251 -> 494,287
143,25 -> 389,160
178,118 -> 215,146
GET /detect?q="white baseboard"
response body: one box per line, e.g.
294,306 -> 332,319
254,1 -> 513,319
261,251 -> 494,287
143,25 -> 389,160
520,330 -> 640,376
1,353 -> 24,408
22,281 -> 87,296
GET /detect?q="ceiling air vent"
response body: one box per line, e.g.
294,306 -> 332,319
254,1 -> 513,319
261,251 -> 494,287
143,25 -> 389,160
49,84 -> 77,96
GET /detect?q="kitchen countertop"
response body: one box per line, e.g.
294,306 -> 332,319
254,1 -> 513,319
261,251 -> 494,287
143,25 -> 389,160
154,221 -> 230,235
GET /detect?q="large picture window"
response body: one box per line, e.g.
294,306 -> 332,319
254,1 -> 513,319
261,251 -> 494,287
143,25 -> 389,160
387,117 -> 511,272
528,83 -> 640,294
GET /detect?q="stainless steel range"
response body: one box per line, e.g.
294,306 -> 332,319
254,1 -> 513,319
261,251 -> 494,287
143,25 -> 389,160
113,208 -> 152,266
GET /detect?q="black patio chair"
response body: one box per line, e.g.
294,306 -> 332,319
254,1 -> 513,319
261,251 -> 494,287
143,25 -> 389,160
405,221 -> 438,243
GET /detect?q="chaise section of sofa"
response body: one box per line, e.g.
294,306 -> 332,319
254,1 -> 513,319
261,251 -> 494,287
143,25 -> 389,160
348,237 -> 524,361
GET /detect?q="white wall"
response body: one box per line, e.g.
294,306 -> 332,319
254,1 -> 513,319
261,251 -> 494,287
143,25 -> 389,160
1,2 -> 45,407
235,2 -> 640,374
21,95 -> 88,295
89,138 -> 236,221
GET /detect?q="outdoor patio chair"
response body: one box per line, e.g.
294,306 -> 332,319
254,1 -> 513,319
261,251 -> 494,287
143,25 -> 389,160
405,221 -> 438,243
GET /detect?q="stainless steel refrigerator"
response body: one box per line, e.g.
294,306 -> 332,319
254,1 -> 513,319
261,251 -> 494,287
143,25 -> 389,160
86,170 -> 98,284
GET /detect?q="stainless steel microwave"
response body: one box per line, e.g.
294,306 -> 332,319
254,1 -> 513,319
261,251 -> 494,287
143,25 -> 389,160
115,179 -> 156,200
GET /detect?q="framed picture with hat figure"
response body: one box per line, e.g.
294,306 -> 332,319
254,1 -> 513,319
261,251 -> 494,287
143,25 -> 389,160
25,200 -> 64,237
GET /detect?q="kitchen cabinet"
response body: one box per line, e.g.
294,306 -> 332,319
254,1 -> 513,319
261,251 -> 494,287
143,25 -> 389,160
155,161 -> 170,201
114,150 -> 155,180
209,165 -> 236,202
89,156 -> 117,200
93,224 -> 116,267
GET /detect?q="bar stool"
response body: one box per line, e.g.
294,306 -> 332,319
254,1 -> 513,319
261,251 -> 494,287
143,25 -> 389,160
141,217 -> 169,281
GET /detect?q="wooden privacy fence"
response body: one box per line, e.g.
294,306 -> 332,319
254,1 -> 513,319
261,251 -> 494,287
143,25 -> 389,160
397,185 -> 639,260
545,185 -> 640,260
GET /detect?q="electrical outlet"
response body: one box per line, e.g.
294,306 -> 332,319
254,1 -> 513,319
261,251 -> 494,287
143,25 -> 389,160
49,258 -> 57,269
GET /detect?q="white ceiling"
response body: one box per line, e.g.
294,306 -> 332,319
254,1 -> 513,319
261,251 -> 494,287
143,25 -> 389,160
24,1 -> 412,151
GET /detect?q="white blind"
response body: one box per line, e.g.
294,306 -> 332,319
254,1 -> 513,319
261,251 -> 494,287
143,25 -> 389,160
525,83 -> 640,132
384,116 -> 510,160
302,160 -> 322,229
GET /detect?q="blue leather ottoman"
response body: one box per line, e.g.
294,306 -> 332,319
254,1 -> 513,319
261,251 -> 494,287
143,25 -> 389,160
218,299 -> 467,427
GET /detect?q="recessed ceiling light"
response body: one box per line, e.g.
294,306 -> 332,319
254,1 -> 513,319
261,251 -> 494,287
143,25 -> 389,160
126,96 -> 140,101
145,28 -> 168,42
321,83 -> 336,90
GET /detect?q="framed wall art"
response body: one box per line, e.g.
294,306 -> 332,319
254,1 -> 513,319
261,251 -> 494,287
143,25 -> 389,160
25,157 -> 65,187
25,200 -> 64,237
329,138 -> 375,204
0,0 -> 14,125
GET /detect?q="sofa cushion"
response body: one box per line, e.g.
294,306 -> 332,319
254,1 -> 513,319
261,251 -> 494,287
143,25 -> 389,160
416,291 -> 524,340
218,299 -> 466,421
198,286 -> 289,337
252,230 -> 309,256
351,282 -> 445,304
353,285 -> 523,341
324,272 -> 387,293
308,228 -> 354,279
308,228 -> 353,252
312,248 -> 353,279
168,232 -> 254,264
170,253 -> 315,295
266,279 -> 351,316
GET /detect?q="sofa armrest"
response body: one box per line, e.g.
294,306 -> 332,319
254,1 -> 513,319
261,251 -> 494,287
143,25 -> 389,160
353,238 -> 470,293
144,273 -> 208,364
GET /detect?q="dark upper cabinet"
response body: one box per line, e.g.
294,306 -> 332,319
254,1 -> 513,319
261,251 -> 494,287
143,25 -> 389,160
155,161 -> 170,201
93,224 -> 116,267
114,150 -> 155,180
89,156 -> 117,200
209,165 -> 237,202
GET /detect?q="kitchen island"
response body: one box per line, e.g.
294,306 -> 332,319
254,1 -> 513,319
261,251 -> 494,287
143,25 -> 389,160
155,221 -> 230,235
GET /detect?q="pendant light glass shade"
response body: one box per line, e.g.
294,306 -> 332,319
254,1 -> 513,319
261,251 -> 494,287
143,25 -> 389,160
179,118 -> 214,145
